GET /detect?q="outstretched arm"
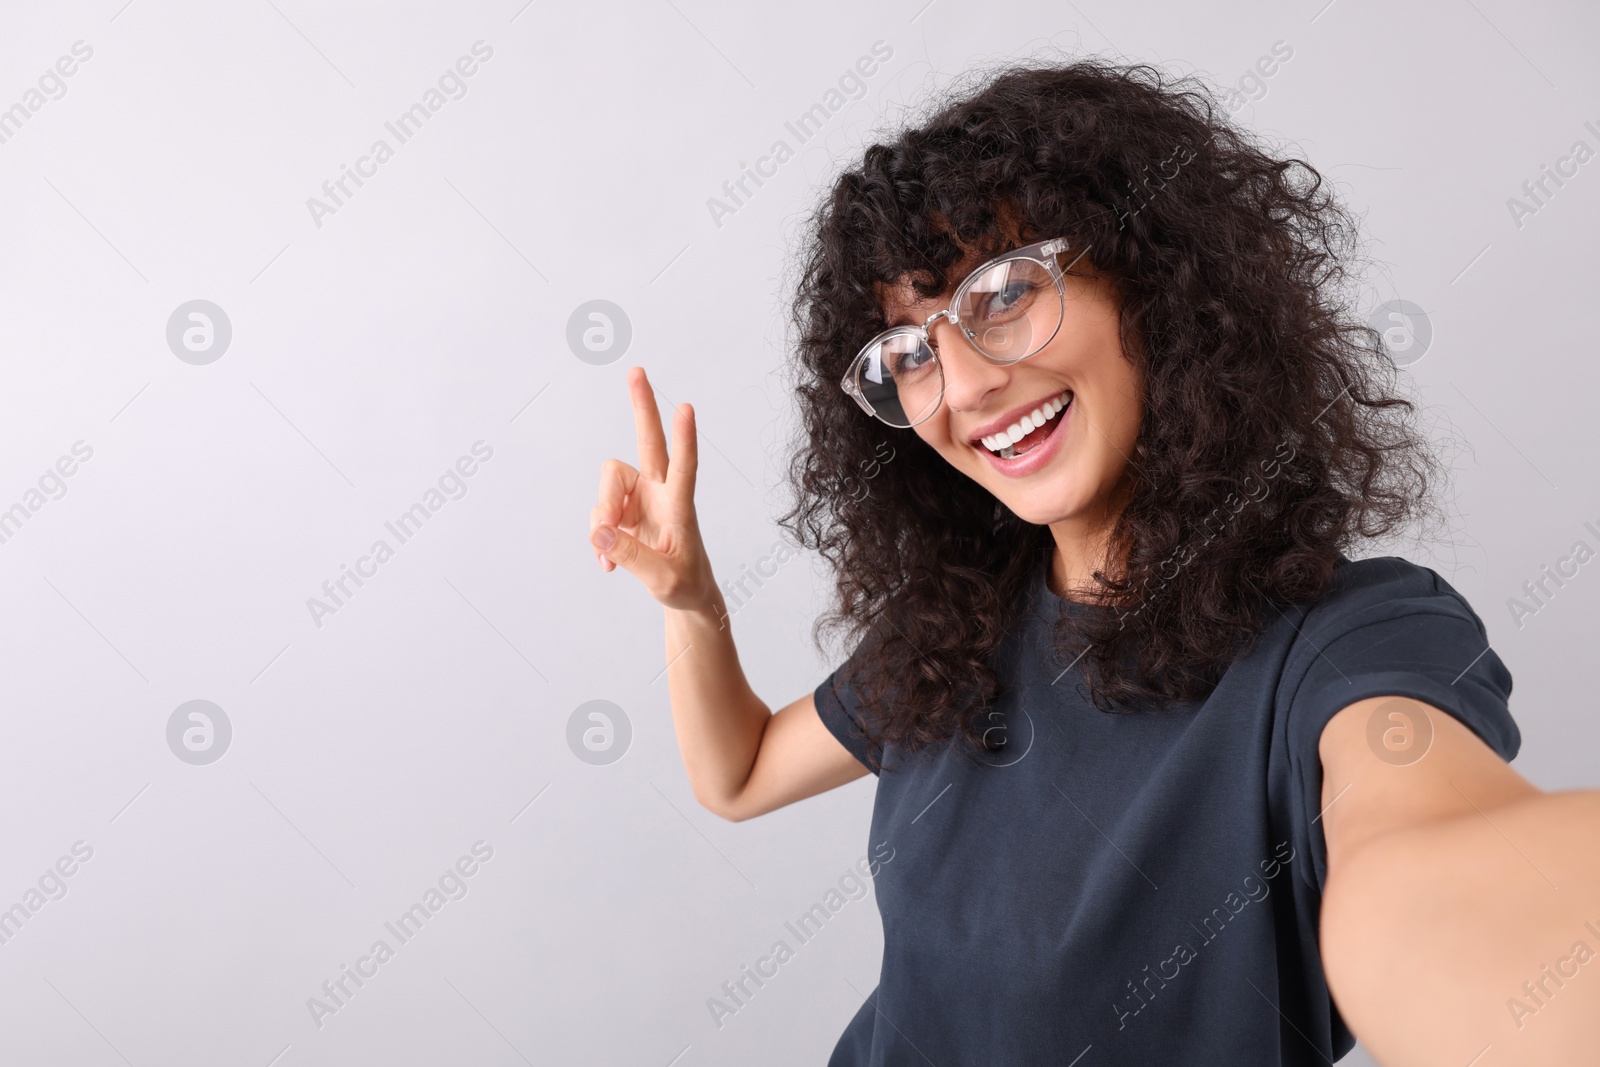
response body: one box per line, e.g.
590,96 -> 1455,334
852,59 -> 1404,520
1318,695 -> 1600,1065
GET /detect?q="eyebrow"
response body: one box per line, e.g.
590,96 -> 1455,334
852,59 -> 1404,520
883,295 -> 940,328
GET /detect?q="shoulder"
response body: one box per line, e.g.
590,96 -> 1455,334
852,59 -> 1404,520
1273,553 -> 1517,761
1309,554 -> 1469,614
1264,555 -> 1522,892
1289,554 -> 1487,652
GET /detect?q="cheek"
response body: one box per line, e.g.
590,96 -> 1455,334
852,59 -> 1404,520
1088,343 -> 1144,444
912,417 -> 963,463
1087,399 -> 1142,484
1110,377 -> 1145,442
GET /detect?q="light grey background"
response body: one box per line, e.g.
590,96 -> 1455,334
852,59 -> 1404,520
0,0 -> 1594,1064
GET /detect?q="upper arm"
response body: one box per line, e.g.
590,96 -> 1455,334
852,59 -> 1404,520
1315,696 -> 1541,1050
715,693 -> 870,822
1316,695 -> 1536,864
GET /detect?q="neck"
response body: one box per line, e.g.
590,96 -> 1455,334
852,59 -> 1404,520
1046,498 -> 1124,600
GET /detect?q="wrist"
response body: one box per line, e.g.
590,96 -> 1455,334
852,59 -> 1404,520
665,581 -> 728,628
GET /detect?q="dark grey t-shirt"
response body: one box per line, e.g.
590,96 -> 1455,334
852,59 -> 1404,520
813,556 -> 1519,1065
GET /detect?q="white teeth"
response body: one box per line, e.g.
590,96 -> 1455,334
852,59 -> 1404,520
977,391 -> 1072,455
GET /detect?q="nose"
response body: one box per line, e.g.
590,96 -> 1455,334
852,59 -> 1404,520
931,317 -> 1008,414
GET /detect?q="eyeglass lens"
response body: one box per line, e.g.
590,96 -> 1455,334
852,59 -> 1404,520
854,254 -> 1066,427
857,331 -> 942,428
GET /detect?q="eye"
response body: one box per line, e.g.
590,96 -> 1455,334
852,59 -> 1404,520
985,280 -> 1038,316
998,279 -> 1036,313
959,259 -> 1048,325
891,343 -> 936,376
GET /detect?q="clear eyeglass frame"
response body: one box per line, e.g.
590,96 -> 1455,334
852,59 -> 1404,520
839,237 -> 1093,428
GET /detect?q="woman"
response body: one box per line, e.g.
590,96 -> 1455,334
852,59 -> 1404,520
588,60 -> 1600,1065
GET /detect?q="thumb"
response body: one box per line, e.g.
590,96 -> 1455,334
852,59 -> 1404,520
591,525 -> 673,590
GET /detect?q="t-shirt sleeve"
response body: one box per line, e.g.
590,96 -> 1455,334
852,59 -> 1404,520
813,648 -> 885,776
1276,557 -> 1521,892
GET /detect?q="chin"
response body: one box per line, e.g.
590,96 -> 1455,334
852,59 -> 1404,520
1000,490 -> 1089,527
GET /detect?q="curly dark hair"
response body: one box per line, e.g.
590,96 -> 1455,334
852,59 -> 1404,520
780,58 -> 1435,764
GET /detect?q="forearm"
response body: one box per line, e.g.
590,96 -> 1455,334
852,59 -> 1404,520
1322,789 -> 1600,1066
662,593 -> 772,814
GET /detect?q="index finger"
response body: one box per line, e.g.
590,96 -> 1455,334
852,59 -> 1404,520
629,366 -> 670,481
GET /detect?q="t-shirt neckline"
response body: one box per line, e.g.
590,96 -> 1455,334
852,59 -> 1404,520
1030,558 -> 1098,619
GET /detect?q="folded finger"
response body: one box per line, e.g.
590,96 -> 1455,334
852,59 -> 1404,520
597,458 -> 640,527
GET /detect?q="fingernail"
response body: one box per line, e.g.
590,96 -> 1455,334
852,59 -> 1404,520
591,526 -> 616,551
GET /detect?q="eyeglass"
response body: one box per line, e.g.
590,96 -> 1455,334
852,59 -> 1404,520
840,237 -> 1092,428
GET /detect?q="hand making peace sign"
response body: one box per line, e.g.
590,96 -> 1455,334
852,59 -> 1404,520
589,367 -> 716,612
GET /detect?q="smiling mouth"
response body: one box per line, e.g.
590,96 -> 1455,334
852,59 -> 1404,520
977,391 -> 1072,459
